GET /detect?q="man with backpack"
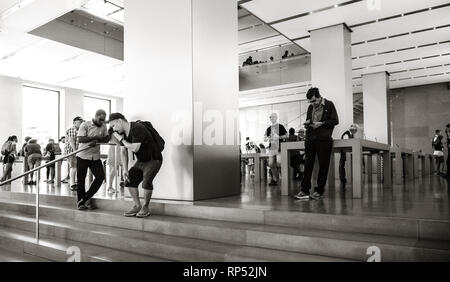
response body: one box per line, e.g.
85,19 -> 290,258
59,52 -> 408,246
107,112 -> 164,218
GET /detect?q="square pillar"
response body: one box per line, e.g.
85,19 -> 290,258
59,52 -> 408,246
310,24 -> 353,138
124,0 -> 240,201
363,71 -> 391,145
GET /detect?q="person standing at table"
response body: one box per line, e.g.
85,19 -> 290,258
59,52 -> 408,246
295,87 -> 339,200
65,117 -> 84,191
432,129 -> 445,176
339,124 -> 358,187
264,113 -> 288,186
76,110 -> 110,210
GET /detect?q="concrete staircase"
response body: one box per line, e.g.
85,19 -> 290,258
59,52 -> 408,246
0,191 -> 449,262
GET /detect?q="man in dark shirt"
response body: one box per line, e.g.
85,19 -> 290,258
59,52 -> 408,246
264,113 -> 288,186
294,87 -> 339,200
339,124 -> 358,186
108,113 -> 163,218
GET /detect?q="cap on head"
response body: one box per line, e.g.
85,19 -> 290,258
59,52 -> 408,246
107,112 -> 126,123
73,116 -> 83,123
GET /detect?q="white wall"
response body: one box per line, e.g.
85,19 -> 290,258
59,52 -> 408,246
0,76 -> 23,144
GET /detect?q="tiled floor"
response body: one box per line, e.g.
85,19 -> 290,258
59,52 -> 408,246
1,169 -> 449,221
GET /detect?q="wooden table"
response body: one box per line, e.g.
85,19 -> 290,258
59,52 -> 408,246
281,139 -> 391,199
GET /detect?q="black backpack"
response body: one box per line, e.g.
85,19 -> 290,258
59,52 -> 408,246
136,120 -> 165,152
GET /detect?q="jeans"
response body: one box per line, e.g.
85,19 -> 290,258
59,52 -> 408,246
301,139 -> 333,194
339,151 -> 346,183
76,157 -> 105,203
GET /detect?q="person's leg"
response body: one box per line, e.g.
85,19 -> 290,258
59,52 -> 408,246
339,151 -> 346,184
28,157 -> 34,182
137,160 -> 162,217
50,166 -> 55,181
268,155 -> 277,183
447,154 -> 450,177
69,157 -> 77,189
5,163 -> 13,180
300,140 -> 316,194
76,157 -> 88,205
84,159 -> 105,204
108,165 -> 116,190
23,156 -> 29,183
124,166 -> 143,217
316,139 -> 333,195
46,165 -> 50,180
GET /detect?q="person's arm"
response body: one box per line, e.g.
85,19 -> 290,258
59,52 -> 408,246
321,101 -> 339,128
121,146 -> 128,172
279,125 -> 289,139
112,132 -> 141,153
97,127 -> 112,143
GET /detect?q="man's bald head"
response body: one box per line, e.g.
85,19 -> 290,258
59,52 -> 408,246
93,109 -> 107,126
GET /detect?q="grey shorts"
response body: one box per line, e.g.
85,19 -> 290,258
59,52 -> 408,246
126,159 -> 162,190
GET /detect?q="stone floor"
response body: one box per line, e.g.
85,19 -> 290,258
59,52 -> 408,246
1,169 -> 449,221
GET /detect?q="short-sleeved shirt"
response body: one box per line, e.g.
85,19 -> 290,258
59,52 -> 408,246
124,122 -> 162,162
265,124 -> 287,152
64,127 -> 79,155
25,143 -> 41,157
76,120 -> 108,161
312,98 -> 325,123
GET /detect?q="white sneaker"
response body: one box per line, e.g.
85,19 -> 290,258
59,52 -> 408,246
294,191 -> 310,200
136,207 -> 151,218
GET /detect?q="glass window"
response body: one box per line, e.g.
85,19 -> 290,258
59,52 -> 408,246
83,95 -> 111,121
22,85 -> 60,148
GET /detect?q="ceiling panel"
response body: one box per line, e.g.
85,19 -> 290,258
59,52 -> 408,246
351,6 -> 450,43
238,24 -> 279,44
0,0 -> 21,14
239,14 -> 262,30
352,27 -> 450,58
352,54 -> 450,77
391,73 -> 450,88
241,0 -> 349,23
270,0 -> 450,40
352,42 -> 450,69
390,65 -> 450,80
239,35 -> 290,54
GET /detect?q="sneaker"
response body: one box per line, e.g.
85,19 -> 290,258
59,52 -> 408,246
124,205 -> 141,217
310,191 -> 324,200
61,179 -> 69,183
85,199 -> 98,210
70,185 -> 77,191
294,191 -> 310,200
47,180 -> 54,184
77,200 -> 88,211
268,180 -> 278,186
136,207 -> 151,218
43,179 -> 49,183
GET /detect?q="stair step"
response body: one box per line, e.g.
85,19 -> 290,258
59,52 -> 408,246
1,209 -> 449,261
0,226 -> 169,262
0,247 -> 51,262
1,192 -> 449,242
0,211 -> 352,262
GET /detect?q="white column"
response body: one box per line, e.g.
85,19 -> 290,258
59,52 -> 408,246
310,24 -> 353,138
363,71 -> 390,144
125,0 -> 240,201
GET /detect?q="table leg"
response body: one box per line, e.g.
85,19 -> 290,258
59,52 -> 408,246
413,152 -> 419,178
383,150 -> 392,188
376,154 -> 382,183
406,154 -> 414,180
254,155 -> 260,183
352,141 -> 363,199
394,150 -> 402,185
55,160 -> 62,187
281,148 -> 289,196
328,152 -> 335,188
345,152 -> 352,184
366,155 -> 373,183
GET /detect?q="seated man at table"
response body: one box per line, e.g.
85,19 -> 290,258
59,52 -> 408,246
294,87 -> 339,200
339,124 -> 358,187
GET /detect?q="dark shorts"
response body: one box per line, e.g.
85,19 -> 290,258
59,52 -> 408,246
127,159 -> 162,190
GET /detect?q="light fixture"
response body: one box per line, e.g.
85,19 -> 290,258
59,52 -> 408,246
1,0 -> 35,19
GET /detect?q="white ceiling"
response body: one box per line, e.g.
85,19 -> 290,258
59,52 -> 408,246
0,31 -> 124,96
241,0 -> 450,90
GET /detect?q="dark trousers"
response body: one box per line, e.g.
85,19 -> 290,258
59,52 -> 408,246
76,157 -> 105,203
447,154 -> 450,176
339,151 -> 346,183
301,139 -> 333,194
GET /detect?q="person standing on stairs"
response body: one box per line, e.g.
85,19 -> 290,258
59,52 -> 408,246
107,113 -> 163,218
76,110 -> 110,210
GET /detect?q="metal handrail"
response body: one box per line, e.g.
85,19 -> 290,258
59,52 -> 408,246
0,143 -> 120,243
0,147 -> 88,186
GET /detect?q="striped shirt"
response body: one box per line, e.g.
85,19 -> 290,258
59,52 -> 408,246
64,127 -> 79,155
